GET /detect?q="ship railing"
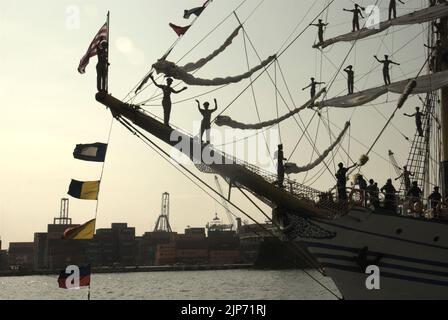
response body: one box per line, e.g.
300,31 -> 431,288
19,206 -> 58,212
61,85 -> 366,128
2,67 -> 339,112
135,108 -> 346,215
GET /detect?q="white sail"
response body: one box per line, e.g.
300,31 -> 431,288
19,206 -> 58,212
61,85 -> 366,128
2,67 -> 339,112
284,122 -> 350,174
314,4 -> 448,49
317,70 -> 448,109
215,88 -> 326,129
152,55 -> 276,86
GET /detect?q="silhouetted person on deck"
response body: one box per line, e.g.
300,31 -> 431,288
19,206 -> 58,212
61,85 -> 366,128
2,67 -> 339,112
311,19 -> 329,44
381,179 -> 397,212
374,55 -> 400,85
274,144 -> 287,189
367,179 -> 380,208
344,65 -> 355,95
149,73 -> 187,127
395,165 -> 414,192
343,4 -> 365,32
404,107 -> 425,137
196,99 -> 218,144
302,77 -> 325,107
336,162 -> 357,201
96,41 -> 109,93
428,186 -> 442,216
389,0 -> 405,20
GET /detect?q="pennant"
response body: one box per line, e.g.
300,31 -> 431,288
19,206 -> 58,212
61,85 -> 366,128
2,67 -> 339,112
58,265 -> 91,289
78,22 -> 108,74
169,23 -> 191,37
68,180 -> 100,200
73,143 -> 108,162
183,7 -> 205,19
63,219 -> 96,240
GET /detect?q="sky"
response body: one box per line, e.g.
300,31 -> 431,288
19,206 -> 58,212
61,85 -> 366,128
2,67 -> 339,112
0,0 -> 433,248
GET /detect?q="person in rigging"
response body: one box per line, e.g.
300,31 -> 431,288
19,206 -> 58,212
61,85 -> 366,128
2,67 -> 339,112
425,40 -> 446,72
310,19 -> 329,44
96,41 -> 110,93
274,144 -> 287,189
395,165 -> 414,192
302,77 -> 325,107
149,73 -> 187,127
196,99 -> 218,145
335,162 -> 357,201
343,4 -> 365,32
380,179 -> 397,212
404,107 -> 425,137
374,55 -> 400,85
389,0 -> 405,20
343,65 -> 355,95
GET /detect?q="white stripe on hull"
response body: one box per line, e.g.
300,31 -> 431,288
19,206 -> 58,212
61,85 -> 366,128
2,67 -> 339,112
286,208 -> 448,300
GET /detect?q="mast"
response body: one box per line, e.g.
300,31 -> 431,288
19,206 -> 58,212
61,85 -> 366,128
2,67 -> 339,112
440,10 -> 448,199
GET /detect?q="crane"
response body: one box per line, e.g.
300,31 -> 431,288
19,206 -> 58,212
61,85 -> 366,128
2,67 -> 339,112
214,175 -> 235,230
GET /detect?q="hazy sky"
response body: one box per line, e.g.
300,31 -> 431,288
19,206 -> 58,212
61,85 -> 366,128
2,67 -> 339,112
0,0 -> 431,247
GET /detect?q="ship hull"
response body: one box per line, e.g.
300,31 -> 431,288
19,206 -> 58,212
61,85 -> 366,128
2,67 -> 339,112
283,208 -> 448,299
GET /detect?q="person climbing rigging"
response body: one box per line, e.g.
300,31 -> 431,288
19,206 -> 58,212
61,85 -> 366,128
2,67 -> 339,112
310,19 -> 329,44
96,41 -> 109,93
335,162 -> 357,201
404,107 -> 425,137
196,99 -> 218,144
395,165 -> 414,192
149,73 -> 187,127
274,145 -> 287,189
343,4 -> 365,32
381,179 -> 397,212
389,0 -> 405,20
302,77 -> 325,107
425,41 -> 446,72
374,55 -> 400,85
343,65 -> 355,95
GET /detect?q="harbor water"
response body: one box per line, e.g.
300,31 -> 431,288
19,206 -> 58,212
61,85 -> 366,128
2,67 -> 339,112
0,269 -> 339,300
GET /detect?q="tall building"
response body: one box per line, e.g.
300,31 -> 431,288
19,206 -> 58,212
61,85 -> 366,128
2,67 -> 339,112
8,242 -> 34,269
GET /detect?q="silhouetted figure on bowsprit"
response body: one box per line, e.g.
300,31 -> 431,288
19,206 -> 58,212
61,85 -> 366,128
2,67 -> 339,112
374,55 -> 400,85
344,65 -> 355,95
395,165 -> 414,192
196,99 -> 218,144
310,19 -> 329,44
343,4 -> 365,32
96,41 -> 109,93
149,73 -> 187,127
389,0 -> 405,20
381,179 -> 397,212
404,107 -> 425,137
302,78 -> 325,107
274,144 -> 287,189
335,162 -> 357,201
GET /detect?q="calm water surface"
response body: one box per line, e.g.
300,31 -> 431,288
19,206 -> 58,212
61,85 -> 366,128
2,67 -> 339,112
0,269 -> 339,300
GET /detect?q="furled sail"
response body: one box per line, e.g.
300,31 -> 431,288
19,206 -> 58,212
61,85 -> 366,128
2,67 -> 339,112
215,88 -> 326,129
182,26 -> 242,72
284,122 -> 351,174
152,55 -> 276,86
314,4 -> 448,49
317,70 -> 448,109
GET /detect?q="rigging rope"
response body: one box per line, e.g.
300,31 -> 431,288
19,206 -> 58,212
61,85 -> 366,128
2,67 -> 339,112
115,116 -> 342,300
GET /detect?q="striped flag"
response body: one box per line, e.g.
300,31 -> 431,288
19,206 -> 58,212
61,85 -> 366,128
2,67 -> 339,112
78,22 -> 108,74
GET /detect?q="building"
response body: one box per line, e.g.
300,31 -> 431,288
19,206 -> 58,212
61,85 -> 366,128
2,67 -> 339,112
0,239 -> 8,270
176,228 -> 208,265
154,242 -> 176,265
8,242 -> 34,270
